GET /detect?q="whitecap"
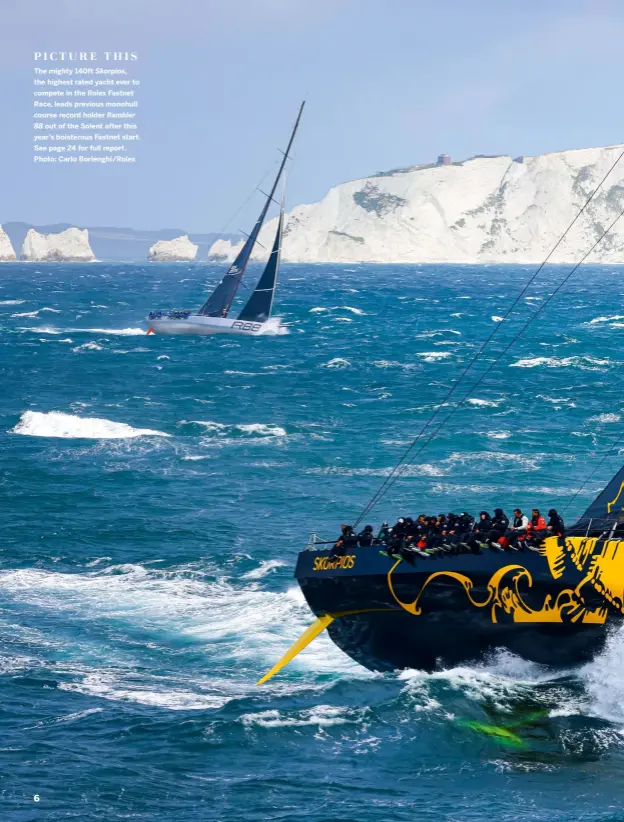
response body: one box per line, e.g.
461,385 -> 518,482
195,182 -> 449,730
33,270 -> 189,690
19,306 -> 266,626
257,317 -> 290,336
510,356 -> 611,370
18,326 -> 61,334
307,464 -> 445,478
187,421 -> 287,438
240,705 -> 365,729
446,450 -> 539,470
321,358 -> 351,369
11,410 -> 170,439
417,351 -> 452,362
467,398 -> 500,407
59,674 -> 228,711
587,314 -> 624,325
336,306 -> 366,315
492,315 -> 504,322
0,299 -> 25,305
0,566 -> 365,707
70,327 -> 146,336
589,413 -> 621,423
72,342 -> 103,353
242,560 -> 287,580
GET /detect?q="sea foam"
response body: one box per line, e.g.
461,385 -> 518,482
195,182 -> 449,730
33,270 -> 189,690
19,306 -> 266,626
11,411 -> 170,439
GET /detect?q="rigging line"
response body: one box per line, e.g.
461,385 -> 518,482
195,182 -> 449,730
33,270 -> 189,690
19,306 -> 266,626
355,201 -> 624,526
213,160 -> 282,239
353,148 -> 624,527
562,430 -> 624,516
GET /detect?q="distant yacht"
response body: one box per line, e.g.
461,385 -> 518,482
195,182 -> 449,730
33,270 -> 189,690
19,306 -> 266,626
146,102 -> 304,337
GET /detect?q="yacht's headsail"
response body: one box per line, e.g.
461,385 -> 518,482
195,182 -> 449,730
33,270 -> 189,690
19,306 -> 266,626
577,463 -> 624,529
197,101 -> 304,318
237,205 -> 284,322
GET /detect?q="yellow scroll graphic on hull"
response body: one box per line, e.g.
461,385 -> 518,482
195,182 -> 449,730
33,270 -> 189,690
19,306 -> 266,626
385,534 -> 624,625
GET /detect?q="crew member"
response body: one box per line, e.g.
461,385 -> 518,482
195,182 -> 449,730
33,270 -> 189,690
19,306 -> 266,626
488,508 -> 510,549
525,509 -> 548,550
507,508 -> 529,548
330,524 -> 358,559
468,511 -> 492,553
547,508 -> 565,537
358,525 -> 375,547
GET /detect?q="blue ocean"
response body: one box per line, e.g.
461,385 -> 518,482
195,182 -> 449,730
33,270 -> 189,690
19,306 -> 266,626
3,261 -> 624,821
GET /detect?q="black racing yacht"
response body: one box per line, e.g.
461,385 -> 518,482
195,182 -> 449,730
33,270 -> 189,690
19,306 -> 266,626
256,145 -> 624,685
258,465 -> 624,685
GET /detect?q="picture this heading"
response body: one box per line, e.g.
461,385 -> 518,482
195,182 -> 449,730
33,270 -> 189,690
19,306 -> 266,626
34,52 -> 138,62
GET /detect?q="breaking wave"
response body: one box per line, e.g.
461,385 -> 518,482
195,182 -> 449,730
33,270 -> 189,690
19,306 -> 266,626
309,306 -> 366,316
417,351 -> 452,362
18,325 -> 61,334
588,413 -> 621,424
307,464 -> 446,477
467,398 -> 500,407
241,705 -> 365,729
242,559 -> 288,580
321,358 -> 351,369
587,314 -> 624,325
256,317 -> 289,335
0,564 -> 362,710
11,411 -> 170,439
71,327 -> 146,336
72,342 -> 103,353
179,421 -> 288,438
336,306 -> 366,315
510,355 -> 612,370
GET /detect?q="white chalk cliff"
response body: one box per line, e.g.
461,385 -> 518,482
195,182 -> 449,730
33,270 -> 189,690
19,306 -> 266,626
206,239 -> 234,262
21,228 -> 95,262
148,235 -> 198,262
0,226 -> 16,261
209,145 -> 624,264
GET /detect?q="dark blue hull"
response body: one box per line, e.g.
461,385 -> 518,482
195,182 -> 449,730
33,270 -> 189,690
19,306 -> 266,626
295,543 -> 620,672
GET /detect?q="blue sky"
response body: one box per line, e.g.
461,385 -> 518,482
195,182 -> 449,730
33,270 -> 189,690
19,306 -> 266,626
1,0 -> 623,232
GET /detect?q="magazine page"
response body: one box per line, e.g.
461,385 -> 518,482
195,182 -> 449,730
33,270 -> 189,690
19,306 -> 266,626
2,2 -> 624,820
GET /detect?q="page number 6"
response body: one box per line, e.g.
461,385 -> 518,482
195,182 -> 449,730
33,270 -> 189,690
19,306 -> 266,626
34,795 -> 40,802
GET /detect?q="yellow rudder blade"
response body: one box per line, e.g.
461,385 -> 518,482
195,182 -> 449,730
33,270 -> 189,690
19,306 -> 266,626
257,614 -> 335,686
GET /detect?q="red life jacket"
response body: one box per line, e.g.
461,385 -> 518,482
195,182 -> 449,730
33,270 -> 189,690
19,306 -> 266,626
528,515 -> 546,532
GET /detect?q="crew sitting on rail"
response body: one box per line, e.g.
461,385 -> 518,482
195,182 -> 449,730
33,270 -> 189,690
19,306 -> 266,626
527,509 -> 547,537
547,508 -> 565,537
466,511 -> 492,553
486,508 -> 511,551
506,508 -> 529,548
358,525 -> 375,547
377,522 -> 391,542
327,504 -> 565,562
330,524 -> 358,559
